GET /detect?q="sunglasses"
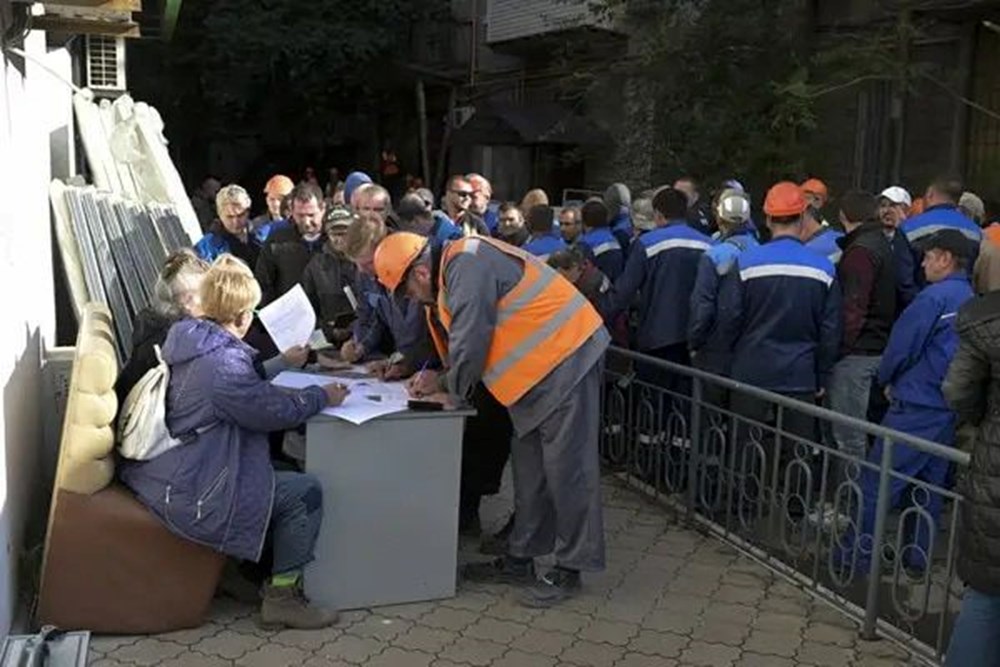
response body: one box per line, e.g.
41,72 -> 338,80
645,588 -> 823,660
451,190 -> 473,198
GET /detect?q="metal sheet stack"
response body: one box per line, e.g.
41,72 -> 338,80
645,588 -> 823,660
51,181 -> 192,360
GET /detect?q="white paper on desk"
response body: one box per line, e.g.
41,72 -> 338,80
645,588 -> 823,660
271,371 -> 409,425
258,285 -> 316,352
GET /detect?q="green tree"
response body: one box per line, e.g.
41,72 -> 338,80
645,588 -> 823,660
587,0 -> 905,190
131,0 -> 450,178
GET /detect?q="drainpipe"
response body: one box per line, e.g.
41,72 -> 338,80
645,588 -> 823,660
890,2 -> 912,184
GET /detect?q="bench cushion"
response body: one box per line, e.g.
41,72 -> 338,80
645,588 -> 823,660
37,484 -> 225,634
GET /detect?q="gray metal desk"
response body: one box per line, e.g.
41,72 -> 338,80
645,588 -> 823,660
303,407 -> 474,611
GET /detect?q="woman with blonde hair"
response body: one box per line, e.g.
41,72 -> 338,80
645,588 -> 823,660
120,255 -> 348,630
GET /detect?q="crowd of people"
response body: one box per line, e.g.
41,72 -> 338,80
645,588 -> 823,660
108,165 -> 1000,659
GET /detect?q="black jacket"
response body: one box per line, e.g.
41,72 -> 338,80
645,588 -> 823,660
836,222 -> 896,357
943,290 -> 1000,594
300,248 -> 357,343
115,308 -> 174,408
255,225 -> 324,305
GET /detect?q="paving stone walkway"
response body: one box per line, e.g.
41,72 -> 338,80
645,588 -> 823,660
93,477 -> 921,666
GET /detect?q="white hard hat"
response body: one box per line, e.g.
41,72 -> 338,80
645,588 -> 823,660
879,186 -> 912,207
716,189 -> 751,224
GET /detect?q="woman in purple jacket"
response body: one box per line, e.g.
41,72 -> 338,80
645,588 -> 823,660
120,255 -> 348,630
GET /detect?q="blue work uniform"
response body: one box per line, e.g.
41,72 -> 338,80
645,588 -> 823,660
523,234 -> 567,261
254,219 -> 290,244
688,229 -> 759,376
845,272 -> 974,571
609,210 -> 633,254
430,216 -> 463,245
352,272 -> 437,369
609,220 -> 713,352
805,226 -> 845,265
579,227 -> 624,281
193,228 -> 261,266
900,204 -> 982,289
483,207 -> 500,237
888,229 -> 920,311
720,236 -> 841,393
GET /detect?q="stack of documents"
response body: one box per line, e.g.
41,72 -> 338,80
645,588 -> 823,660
272,371 -> 410,425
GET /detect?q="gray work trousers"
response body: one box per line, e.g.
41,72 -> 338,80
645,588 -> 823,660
507,362 -> 606,572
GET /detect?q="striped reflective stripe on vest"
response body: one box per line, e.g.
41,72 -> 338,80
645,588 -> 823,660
645,238 -> 712,259
906,224 -> 982,243
739,263 -> 834,287
482,290 -> 592,388
496,269 -> 559,327
592,241 -> 620,256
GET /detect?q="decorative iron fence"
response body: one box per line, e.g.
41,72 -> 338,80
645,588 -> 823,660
599,347 -> 970,664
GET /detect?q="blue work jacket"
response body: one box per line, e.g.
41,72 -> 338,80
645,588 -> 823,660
523,233 -> 567,260
688,230 -> 759,375
901,204 -> 982,289
878,272 -> 974,410
721,236 -> 842,393
609,220 -> 713,351
579,227 -> 625,281
805,227 -> 845,265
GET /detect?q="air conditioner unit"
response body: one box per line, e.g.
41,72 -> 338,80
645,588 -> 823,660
85,35 -> 127,93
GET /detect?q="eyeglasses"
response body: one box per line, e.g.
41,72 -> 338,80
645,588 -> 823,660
451,190 -> 473,199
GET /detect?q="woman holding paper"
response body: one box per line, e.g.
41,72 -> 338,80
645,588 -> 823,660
120,255 -> 348,631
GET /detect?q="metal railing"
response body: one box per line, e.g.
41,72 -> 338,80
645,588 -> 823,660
599,347 -> 970,664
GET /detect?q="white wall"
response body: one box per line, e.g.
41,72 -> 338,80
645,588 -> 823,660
0,10 -> 73,635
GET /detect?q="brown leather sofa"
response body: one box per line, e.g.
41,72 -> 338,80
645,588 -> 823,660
37,304 -> 225,634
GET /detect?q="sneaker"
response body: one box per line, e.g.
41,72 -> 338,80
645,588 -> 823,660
462,556 -> 535,585
806,504 -> 851,531
259,583 -> 339,630
521,567 -> 581,608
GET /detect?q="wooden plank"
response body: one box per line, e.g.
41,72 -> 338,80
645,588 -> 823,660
42,1 -> 142,12
32,15 -> 141,37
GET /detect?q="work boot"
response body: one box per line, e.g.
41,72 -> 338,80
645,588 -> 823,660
216,559 -> 262,604
521,566 -> 581,608
259,583 -> 339,630
479,513 -> 515,556
462,556 -> 535,585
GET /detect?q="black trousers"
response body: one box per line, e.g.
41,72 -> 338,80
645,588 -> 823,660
730,391 -> 820,514
459,384 -> 513,527
637,343 -> 692,399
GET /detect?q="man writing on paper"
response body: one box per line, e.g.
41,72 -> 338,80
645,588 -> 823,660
372,232 -> 608,608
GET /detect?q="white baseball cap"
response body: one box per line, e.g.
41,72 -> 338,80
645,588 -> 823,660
879,186 -> 912,207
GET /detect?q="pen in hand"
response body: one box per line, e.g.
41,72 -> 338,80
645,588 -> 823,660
411,360 -> 431,397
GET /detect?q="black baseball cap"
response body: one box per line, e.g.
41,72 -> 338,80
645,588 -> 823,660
918,229 -> 972,258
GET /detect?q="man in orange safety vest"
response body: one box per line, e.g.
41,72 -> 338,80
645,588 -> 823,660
373,232 -> 609,607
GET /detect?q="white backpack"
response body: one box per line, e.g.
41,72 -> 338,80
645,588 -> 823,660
118,345 -> 213,461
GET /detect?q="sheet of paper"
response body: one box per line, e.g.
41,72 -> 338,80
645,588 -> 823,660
272,371 -> 410,425
258,285 -> 316,352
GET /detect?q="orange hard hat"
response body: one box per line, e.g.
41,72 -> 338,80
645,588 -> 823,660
373,232 -> 429,293
800,178 -> 829,200
264,174 -> 295,197
764,181 -> 808,217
